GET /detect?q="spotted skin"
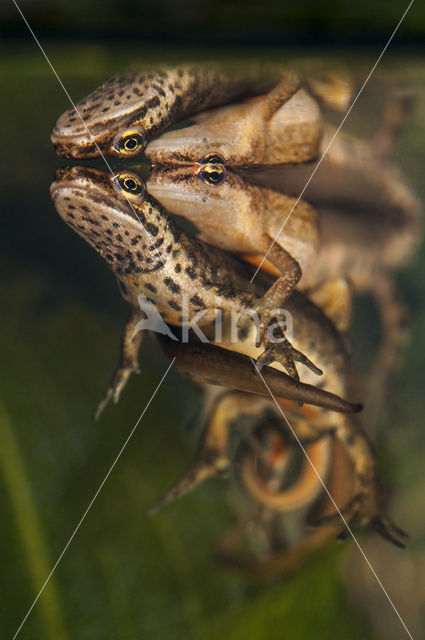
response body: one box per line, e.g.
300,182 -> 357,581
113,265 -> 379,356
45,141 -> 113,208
51,64 -> 280,158
50,165 -> 321,380
50,165 -> 406,545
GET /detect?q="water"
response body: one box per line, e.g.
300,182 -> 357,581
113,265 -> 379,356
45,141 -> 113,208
1,44 -> 425,639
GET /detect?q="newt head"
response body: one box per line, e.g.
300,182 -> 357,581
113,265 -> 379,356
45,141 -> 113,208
51,64 -> 279,159
147,163 -> 266,255
50,72 -> 154,159
50,166 -> 166,276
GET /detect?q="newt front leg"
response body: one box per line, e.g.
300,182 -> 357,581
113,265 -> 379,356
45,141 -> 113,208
251,240 -> 322,378
95,309 -> 145,419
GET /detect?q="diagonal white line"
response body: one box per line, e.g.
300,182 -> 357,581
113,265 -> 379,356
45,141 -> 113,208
250,358 -> 413,640
12,358 -> 176,640
11,0 -> 166,270
250,0 -> 415,283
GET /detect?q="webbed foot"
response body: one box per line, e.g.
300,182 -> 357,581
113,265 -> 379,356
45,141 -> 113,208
312,492 -> 408,548
147,450 -> 231,517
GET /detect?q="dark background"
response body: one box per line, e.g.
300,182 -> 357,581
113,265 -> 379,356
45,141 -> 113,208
1,2 -> 424,639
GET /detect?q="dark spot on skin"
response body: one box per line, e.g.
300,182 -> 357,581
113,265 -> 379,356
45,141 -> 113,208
148,237 -> 164,250
68,204 -> 75,210
174,263 -> 181,273
152,83 -> 166,97
190,294 -> 204,307
105,229 -> 113,236
164,277 -> 181,294
112,222 -> 119,228
145,223 -> 159,236
136,251 -> 143,261
124,230 -> 129,236
101,107 -> 110,113
168,300 -> 181,312
145,283 -> 157,293
166,244 -> 173,254
101,215 -> 108,221
215,285 -> 235,300
81,205 -> 90,213
64,197 -> 70,201
114,101 -> 121,106
185,266 -> 196,279
172,249 -> 180,259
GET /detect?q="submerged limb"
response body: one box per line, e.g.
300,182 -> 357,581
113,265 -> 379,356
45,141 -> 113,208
255,338 -> 323,380
311,415 -> 407,547
94,310 -> 145,420
147,391 -> 250,515
253,241 -> 321,379
254,240 -> 302,349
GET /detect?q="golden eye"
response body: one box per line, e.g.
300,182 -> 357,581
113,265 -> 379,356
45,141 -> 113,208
198,163 -> 227,187
114,172 -> 145,198
113,128 -> 146,157
200,152 -> 225,165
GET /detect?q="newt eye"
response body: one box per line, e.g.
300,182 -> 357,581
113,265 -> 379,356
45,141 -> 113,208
200,152 -> 225,165
113,172 -> 145,198
198,163 -> 227,187
113,128 -> 146,157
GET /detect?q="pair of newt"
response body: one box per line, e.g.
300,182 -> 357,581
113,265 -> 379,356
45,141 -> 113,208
50,64 -> 415,563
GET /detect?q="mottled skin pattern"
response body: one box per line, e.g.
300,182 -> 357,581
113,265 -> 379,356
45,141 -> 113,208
146,84 -> 322,166
51,64 -> 281,158
50,166 -> 405,545
50,165 -> 323,391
